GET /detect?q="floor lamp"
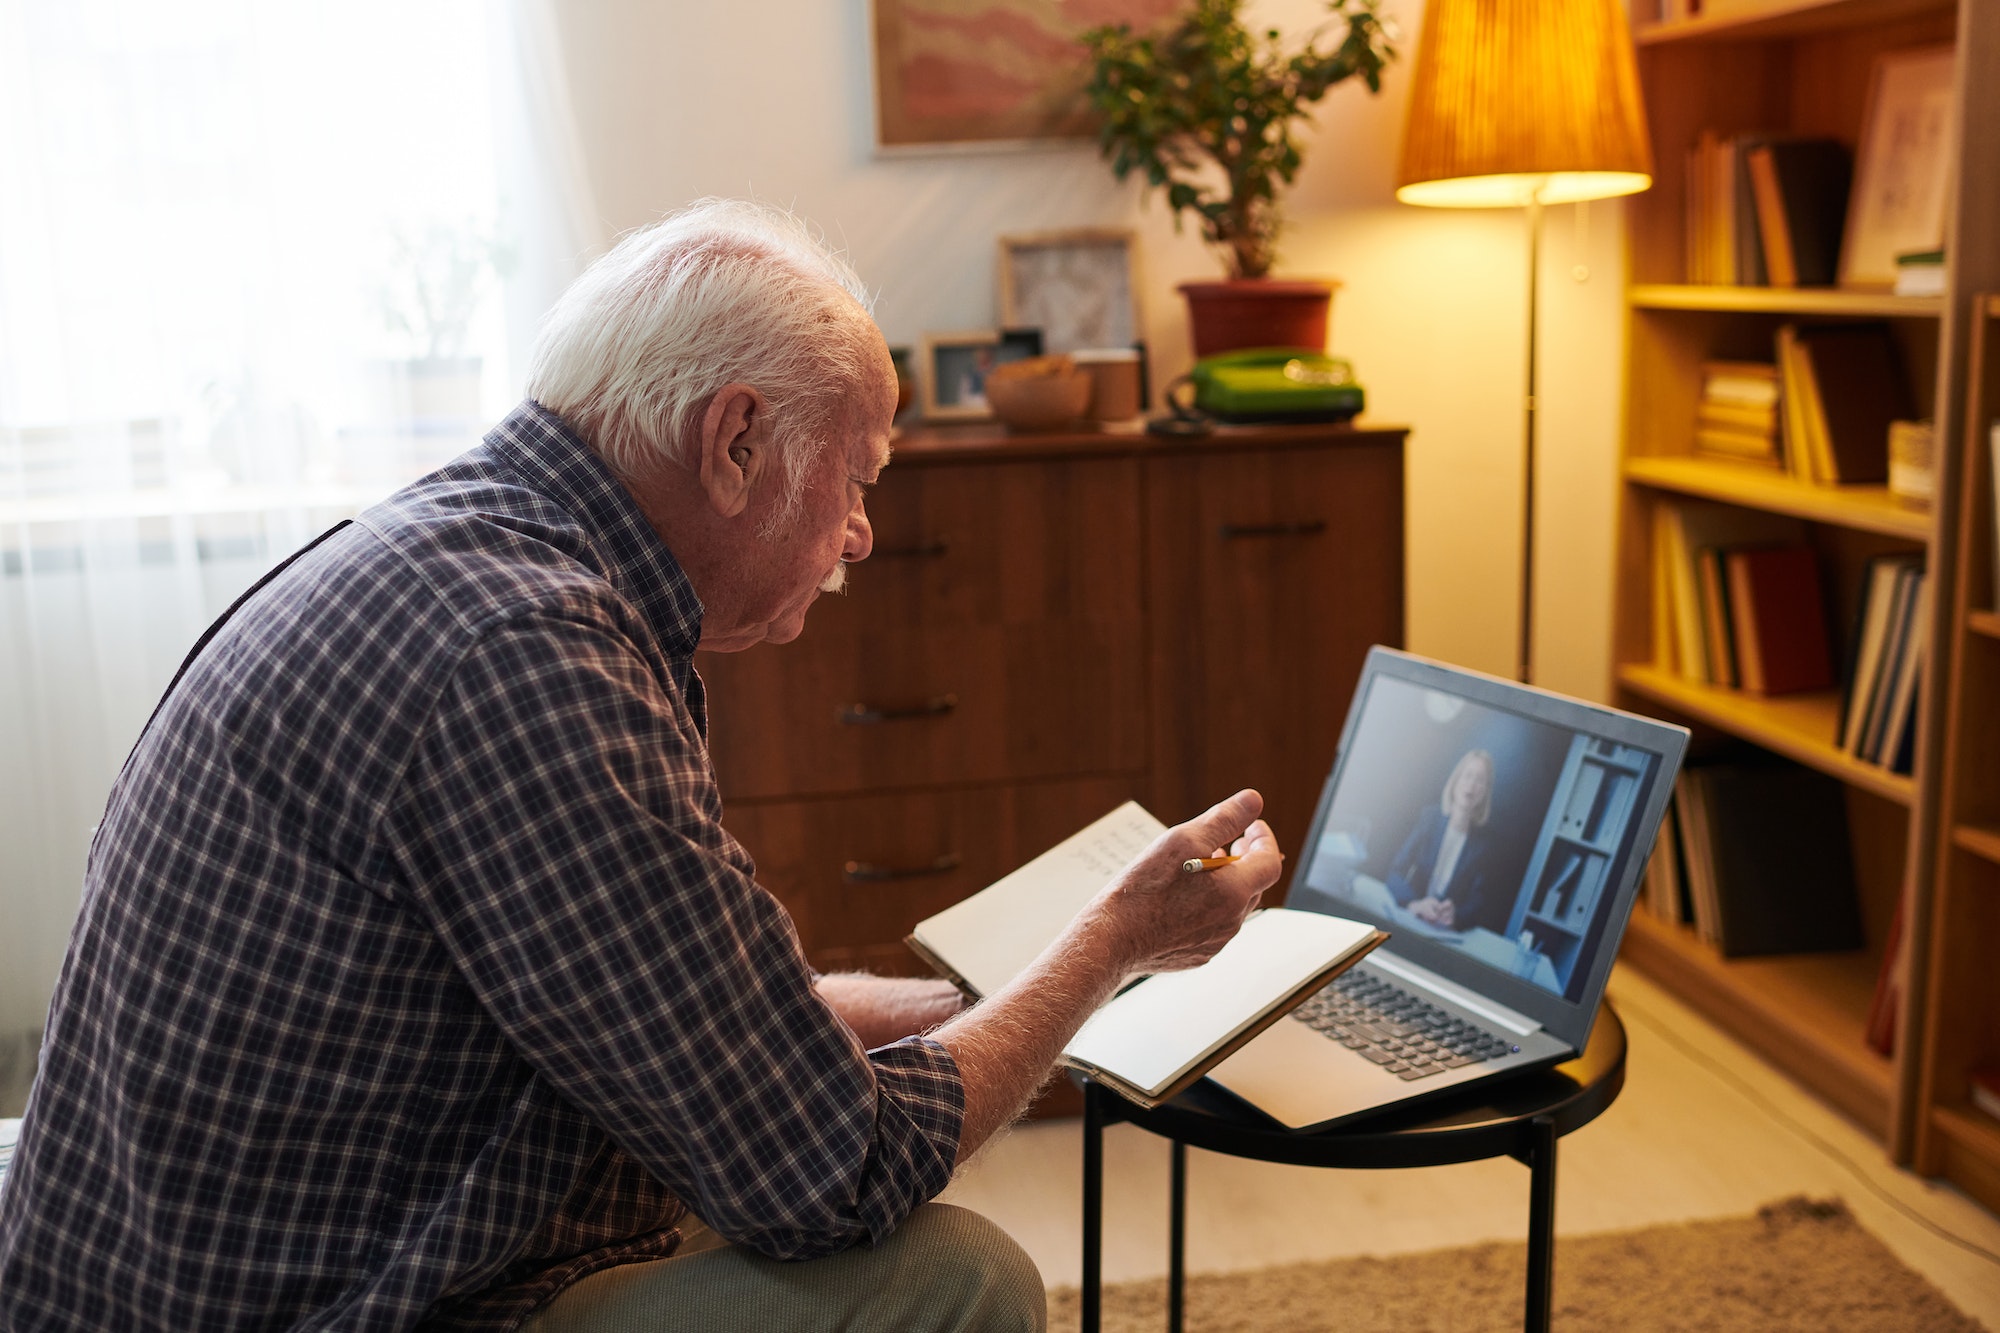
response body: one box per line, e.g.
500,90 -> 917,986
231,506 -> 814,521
1395,0 -> 1654,684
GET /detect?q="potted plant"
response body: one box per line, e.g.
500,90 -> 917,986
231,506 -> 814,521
1082,0 -> 1396,357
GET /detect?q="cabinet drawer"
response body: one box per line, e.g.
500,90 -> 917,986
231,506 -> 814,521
700,618 -> 1145,798
823,454 -> 1144,631
726,776 -> 1142,974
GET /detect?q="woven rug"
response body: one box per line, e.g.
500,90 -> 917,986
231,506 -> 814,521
1048,1197 -> 1983,1332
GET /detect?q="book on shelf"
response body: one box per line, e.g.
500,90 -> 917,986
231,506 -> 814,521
1653,499 -> 1806,684
1864,887 -> 1905,1057
1745,139 -> 1850,288
1701,361 -> 1780,410
1725,544 -> 1834,696
904,801 -> 1387,1108
1675,760 -> 1866,958
1775,323 -> 1910,485
1837,554 -> 1926,769
1673,772 -> 1721,945
1886,419 -> 1935,509
1992,424 -> 2000,607
1867,571 -> 1931,772
1697,549 -> 1739,688
1699,401 -> 1778,433
1892,248 -> 1945,298
1694,365 -> 1781,469
1684,132 -> 1801,286
1695,429 -> 1782,468
1640,794 -> 1691,927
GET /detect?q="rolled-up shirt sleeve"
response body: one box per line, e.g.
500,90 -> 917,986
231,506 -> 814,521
384,609 -> 964,1260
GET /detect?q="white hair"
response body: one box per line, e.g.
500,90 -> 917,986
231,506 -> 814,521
525,198 -> 879,523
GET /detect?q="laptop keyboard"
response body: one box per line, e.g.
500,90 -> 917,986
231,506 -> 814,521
1293,970 -> 1522,1082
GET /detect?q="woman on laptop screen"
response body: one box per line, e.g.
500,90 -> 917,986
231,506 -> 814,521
1384,748 -> 1496,931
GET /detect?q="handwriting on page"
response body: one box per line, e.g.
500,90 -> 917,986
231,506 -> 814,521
1058,810 -> 1160,879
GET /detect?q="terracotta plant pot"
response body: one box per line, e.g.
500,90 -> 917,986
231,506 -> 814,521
1178,279 -> 1340,359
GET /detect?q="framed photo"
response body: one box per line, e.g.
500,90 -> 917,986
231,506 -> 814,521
870,0 -> 1181,150
1839,45 -> 1956,288
998,229 -> 1141,356
921,329 -> 1042,421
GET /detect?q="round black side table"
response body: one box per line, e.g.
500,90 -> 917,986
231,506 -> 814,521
1078,1003 -> 1626,1333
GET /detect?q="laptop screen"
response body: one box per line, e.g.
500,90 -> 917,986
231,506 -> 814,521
1286,648 -> 1686,1048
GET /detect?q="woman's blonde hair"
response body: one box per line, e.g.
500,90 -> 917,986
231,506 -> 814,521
1439,749 -> 1495,825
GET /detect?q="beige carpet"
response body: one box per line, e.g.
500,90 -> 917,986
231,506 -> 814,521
1048,1197 -> 1984,1332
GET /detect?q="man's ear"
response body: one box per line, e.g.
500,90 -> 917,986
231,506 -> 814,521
696,383 -> 769,520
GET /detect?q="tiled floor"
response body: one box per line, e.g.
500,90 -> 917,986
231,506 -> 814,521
942,966 -> 2000,1328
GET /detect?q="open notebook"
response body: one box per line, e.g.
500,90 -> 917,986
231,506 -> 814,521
905,803 -> 1385,1108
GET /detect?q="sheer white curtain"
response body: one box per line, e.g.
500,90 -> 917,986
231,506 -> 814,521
0,0 -> 603,1065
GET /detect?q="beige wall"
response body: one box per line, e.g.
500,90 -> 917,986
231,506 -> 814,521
551,0 -> 1626,703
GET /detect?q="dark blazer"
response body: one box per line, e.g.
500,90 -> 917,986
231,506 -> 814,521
1385,805 -> 1492,929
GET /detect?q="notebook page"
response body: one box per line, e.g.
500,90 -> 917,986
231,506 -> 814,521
1060,908 -> 1381,1097
907,801 -> 1166,998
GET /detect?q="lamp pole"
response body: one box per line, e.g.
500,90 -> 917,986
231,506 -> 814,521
1519,195 -> 1543,686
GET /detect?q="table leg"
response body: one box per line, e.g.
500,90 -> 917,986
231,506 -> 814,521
1524,1112 -> 1558,1333
1168,1139 -> 1187,1333
1082,1083 -> 1104,1333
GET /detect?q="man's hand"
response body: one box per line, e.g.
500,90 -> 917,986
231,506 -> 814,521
1088,789 -> 1283,976
1408,895 -> 1456,928
932,790 -> 1284,1164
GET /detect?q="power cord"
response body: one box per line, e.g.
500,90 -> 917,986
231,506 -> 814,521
1614,990 -> 2000,1270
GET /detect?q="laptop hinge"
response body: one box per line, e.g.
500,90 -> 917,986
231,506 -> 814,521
1368,951 -> 1542,1036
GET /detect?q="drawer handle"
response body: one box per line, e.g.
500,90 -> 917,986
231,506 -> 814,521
842,853 -> 964,884
873,540 -> 949,560
837,693 -> 959,725
1220,519 -> 1327,539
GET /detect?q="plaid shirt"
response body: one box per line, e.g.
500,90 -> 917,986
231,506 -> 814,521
0,402 -> 965,1332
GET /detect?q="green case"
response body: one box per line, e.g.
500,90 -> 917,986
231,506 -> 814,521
1190,348 -> 1365,423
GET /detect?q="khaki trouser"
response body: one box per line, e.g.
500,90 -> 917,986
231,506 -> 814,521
522,1204 -> 1046,1333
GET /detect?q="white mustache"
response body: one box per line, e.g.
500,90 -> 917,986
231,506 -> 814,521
819,562 -> 848,594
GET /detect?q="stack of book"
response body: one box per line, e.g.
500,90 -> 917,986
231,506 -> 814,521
1695,360 -> 1781,468
1684,132 -> 1848,287
1893,248 -> 1946,298
1774,322 -> 1912,486
1640,759 -> 1865,957
1839,554 -> 1930,774
1652,499 -> 1832,694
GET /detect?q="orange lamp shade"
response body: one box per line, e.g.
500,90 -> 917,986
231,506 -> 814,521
1397,0 -> 1654,208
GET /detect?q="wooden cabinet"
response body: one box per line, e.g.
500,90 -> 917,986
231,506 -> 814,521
1607,0 -> 2000,1209
697,423 -> 1407,979
1145,439 -> 1404,851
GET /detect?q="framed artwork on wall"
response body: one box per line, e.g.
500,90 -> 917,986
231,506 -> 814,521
870,0 -> 1181,150
1839,45 -> 1956,288
998,229 -> 1140,355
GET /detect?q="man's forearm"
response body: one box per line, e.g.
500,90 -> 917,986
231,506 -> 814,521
929,909 -> 1136,1163
814,972 -> 967,1049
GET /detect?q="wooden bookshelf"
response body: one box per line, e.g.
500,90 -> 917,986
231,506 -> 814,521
1620,911 -> 1892,1133
1951,824 -> 2000,866
1911,289 -> 2000,1208
1611,0 -> 2000,1212
1618,665 -> 1915,804
1624,456 -> 1932,540
1637,0 -> 1953,45
1629,285 -> 1944,318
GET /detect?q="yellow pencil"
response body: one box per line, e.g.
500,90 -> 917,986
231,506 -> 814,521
1180,855 -> 1242,873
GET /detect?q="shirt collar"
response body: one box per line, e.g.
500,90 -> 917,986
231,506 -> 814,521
482,400 -> 706,661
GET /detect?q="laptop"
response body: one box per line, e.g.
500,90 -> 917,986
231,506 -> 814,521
1205,646 -> 1687,1132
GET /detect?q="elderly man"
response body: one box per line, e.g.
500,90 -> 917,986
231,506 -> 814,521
0,200 -> 1280,1333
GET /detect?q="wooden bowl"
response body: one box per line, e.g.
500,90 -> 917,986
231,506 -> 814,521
985,362 -> 1091,432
